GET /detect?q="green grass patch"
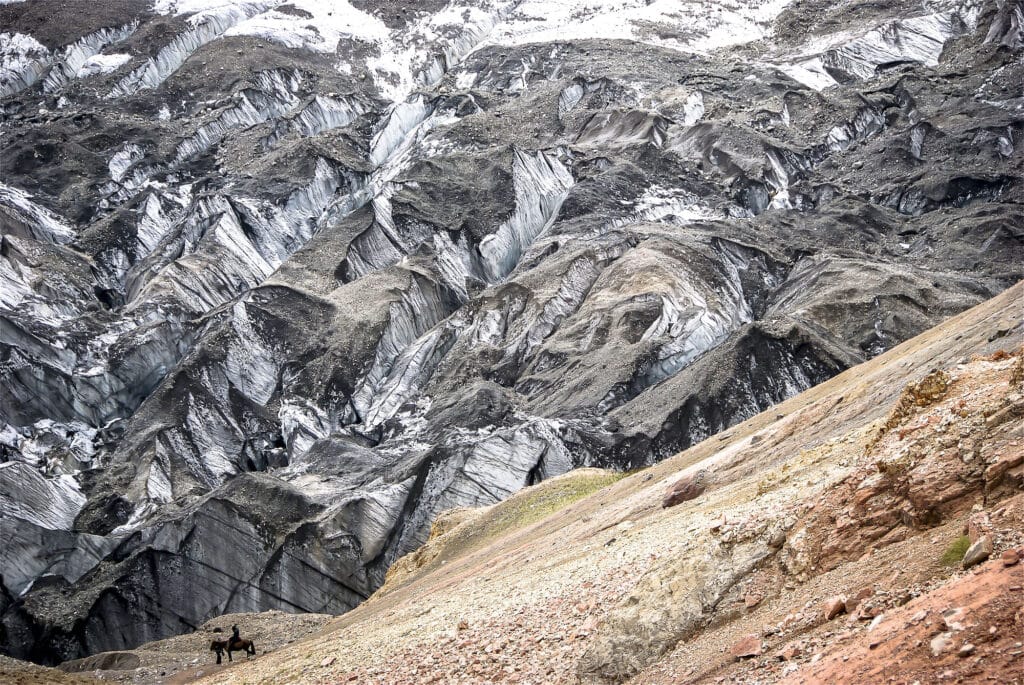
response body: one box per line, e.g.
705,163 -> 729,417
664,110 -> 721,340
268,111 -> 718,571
940,535 -> 971,566
485,470 -> 630,538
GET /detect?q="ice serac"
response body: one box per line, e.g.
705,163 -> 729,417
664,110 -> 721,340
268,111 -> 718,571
0,184 -> 76,244
42,22 -> 138,93
0,32 -> 50,97
478,149 -> 575,282
109,2 -> 271,98
0,0 -> 1022,666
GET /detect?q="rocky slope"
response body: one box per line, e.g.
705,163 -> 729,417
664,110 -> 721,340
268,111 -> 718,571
14,273 -> 1020,685
1,0 -> 1022,665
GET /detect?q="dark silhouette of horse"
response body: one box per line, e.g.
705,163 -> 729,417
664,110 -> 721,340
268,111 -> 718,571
210,637 -> 257,664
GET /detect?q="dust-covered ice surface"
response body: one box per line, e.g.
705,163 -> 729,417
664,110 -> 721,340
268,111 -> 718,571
0,0 -> 1021,664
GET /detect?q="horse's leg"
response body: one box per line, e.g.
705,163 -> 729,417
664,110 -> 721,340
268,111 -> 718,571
227,648 -> 233,662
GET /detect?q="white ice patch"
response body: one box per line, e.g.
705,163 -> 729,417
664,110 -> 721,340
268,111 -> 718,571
43,23 -> 138,92
77,52 -> 133,77
0,462 -> 85,530
279,397 -> 332,459
225,0 -> 389,53
681,90 -> 705,127
486,0 -> 794,53
478,149 -> 575,282
611,184 -> 717,228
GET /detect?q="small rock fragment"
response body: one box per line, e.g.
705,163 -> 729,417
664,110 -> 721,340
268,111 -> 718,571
845,586 -> 873,613
958,643 -> 976,657
967,512 -> 992,543
1001,549 -> 1020,567
730,634 -> 763,659
824,596 -> 846,620
779,642 -> 802,661
931,632 -> 954,657
943,607 -> 967,632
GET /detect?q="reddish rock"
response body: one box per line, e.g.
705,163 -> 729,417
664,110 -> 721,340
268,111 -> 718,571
845,587 -> 873,614
457,619 -> 470,631
967,512 -> 992,543
730,634 -> 763,659
744,592 -> 763,609
824,596 -> 847,620
662,470 -> 709,507
779,642 -> 803,661
1001,549 -> 1020,567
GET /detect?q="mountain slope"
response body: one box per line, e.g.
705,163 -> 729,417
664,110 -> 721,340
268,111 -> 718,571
56,278 -> 1018,685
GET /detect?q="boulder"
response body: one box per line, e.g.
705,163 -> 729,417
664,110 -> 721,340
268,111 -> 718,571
662,470 -> 709,508
730,634 -> 763,659
962,535 -> 993,568
824,596 -> 846,620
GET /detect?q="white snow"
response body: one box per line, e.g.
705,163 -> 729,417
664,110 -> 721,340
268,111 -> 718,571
225,0 -> 389,53
487,0 -> 794,53
77,52 -> 132,77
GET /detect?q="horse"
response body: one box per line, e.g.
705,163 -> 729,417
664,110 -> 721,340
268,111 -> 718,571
210,638 -> 257,664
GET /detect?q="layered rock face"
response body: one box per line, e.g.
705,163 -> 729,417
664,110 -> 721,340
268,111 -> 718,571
0,0 -> 1021,664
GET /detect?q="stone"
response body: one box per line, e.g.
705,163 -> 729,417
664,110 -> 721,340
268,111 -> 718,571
942,608 -> 967,632
962,535 -> 993,568
824,597 -> 847,620
931,632 -> 954,657
967,512 -> 992,542
779,642 -> 803,661
958,643 -> 976,657
1001,549 -> 1020,567
662,470 -> 709,508
730,634 -> 763,659
744,593 -> 763,609
845,587 -> 873,614
321,656 -> 336,667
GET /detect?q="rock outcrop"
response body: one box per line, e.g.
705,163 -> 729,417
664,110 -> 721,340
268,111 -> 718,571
1,0 -> 1022,664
